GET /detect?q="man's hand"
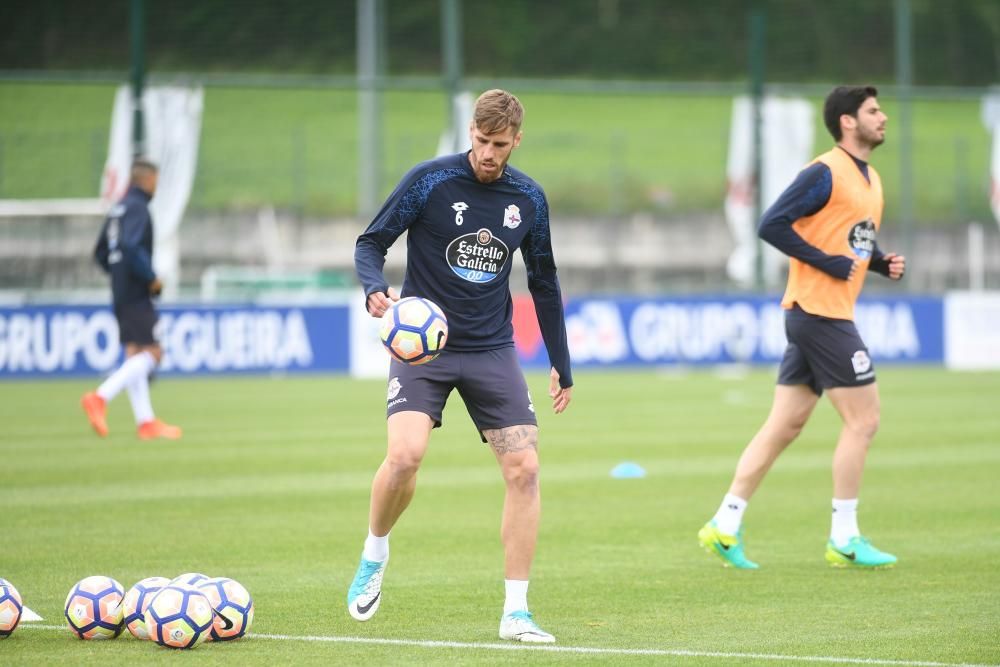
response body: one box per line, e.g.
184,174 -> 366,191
884,252 -> 906,280
847,259 -> 861,281
149,278 -> 163,296
366,287 -> 400,318
548,367 -> 572,414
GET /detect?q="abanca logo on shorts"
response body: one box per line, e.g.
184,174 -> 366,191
387,377 -> 402,400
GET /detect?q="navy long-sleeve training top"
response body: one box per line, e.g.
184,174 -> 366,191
93,185 -> 157,306
355,151 -> 573,388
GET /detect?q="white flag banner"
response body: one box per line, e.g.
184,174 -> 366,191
436,91 -> 474,157
984,93 -> 1000,229
349,296 -> 391,379
991,131 -> 1000,228
101,86 -> 204,299
725,96 -> 814,288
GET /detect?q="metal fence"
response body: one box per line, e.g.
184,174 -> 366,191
1,0 -> 998,294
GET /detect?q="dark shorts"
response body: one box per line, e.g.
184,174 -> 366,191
385,346 -> 537,441
114,301 -> 158,345
777,304 -> 875,396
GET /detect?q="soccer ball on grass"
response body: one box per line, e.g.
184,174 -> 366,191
197,577 -> 254,641
64,575 -> 125,640
122,576 -> 170,640
0,578 -> 23,638
379,296 -> 448,365
144,583 -> 215,649
170,572 -> 210,587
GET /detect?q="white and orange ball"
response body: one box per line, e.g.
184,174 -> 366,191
379,296 -> 448,365
197,577 -> 254,641
144,583 -> 215,649
64,575 -> 125,640
0,578 -> 23,639
122,577 -> 170,640
170,572 -> 210,587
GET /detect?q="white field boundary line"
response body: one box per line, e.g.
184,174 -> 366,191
20,624 -> 999,667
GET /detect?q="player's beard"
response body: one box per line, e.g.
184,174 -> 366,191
859,124 -> 885,149
476,162 -> 504,183
472,155 -> 505,183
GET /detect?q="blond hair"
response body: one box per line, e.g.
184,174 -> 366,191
473,89 -> 523,135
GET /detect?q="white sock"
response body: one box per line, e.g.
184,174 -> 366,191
126,372 -> 155,425
831,498 -> 860,547
97,351 -> 155,403
503,579 -> 529,616
363,529 -> 389,562
713,493 -> 748,536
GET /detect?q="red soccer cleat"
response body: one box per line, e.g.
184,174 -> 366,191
81,391 -> 108,437
137,418 -> 182,441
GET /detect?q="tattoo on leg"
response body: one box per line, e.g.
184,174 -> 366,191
484,425 -> 538,456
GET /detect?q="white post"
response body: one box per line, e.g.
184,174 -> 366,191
968,222 -> 984,291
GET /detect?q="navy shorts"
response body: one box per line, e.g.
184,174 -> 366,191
114,301 -> 158,345
777,304 -> 875,396
385,346 -> 537,441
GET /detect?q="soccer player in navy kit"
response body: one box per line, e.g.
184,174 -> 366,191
81,159 -> 181,441
349,90 -> 573,643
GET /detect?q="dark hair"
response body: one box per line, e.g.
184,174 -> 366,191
131,157 -> 158,172
129,158 -> 158,184
823,86 -> 878,141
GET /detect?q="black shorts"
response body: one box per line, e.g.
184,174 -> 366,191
114,301 -> 158,345
385,346 -> 537,441
777,304 -> 875,396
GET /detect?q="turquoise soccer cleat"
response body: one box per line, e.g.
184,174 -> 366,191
698,520 -> 759,569
499,610 -> 555,643
825,536 -> 897,568
347,555 -> 388,621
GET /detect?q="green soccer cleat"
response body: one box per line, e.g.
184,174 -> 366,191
347,554 -> 388,621
825,536 -> 897,568
698,520 -> 759,569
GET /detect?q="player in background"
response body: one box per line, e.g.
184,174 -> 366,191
699,86 -> 906,569
350,89 -> 573,642
81,159 -> 182,441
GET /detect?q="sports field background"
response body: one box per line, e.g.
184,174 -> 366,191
0,82 -> 990,223
3,367 -> 998,664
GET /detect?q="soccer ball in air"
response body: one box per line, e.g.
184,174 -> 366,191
144,583 -> 215,649
64,575 -> 125,640
122,576 -> 170,640
0,578 -> 23,639
197,577 -> 254,641
379,296 -> 448,365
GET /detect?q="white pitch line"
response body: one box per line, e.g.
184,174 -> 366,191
249,632 -> 999,667
20,625 -> 997,667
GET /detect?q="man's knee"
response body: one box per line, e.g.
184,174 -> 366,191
500,449 -> 540,492
764,410 -> 810,445
847,410 -> 880,442
386,438 -> 425,476
385,412 -> 433,476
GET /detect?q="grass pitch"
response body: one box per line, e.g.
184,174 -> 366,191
1,367 -> 998,665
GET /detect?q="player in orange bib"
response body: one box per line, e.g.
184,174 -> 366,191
699,86 -> 906,569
